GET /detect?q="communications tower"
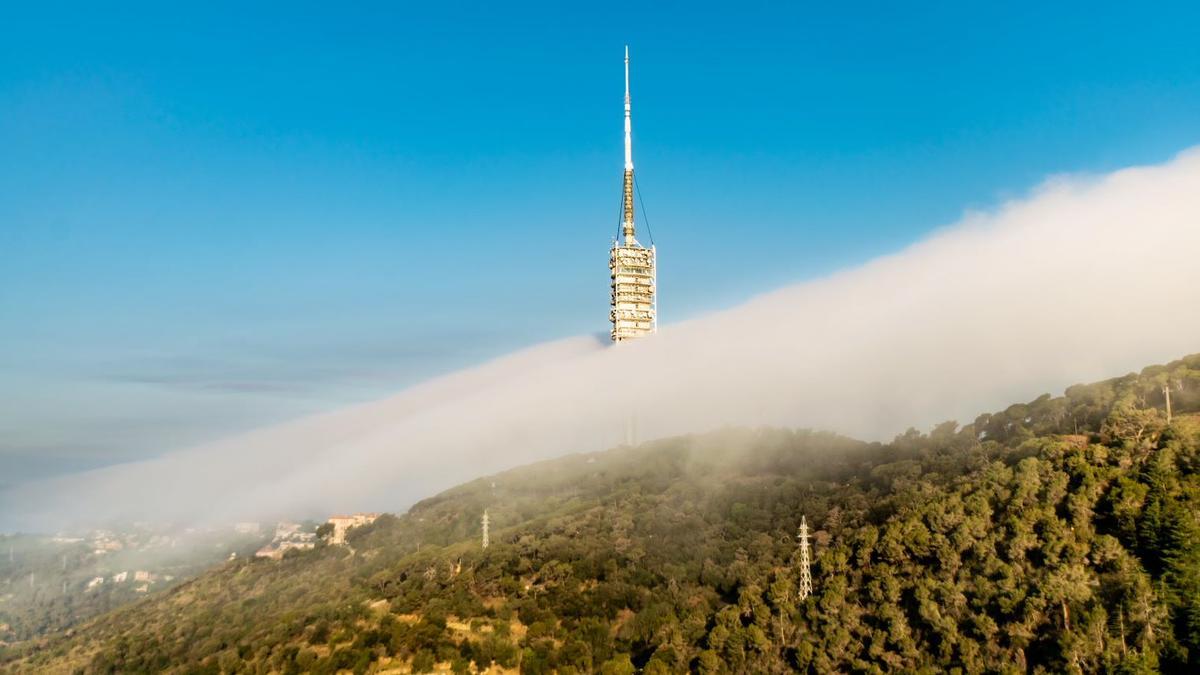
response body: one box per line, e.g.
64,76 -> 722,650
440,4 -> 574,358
609,46 -> 657,342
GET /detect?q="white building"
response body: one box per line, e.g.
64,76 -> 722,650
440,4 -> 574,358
326,513 -> 380,545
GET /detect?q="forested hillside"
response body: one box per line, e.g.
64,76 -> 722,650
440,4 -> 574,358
6,354 -> 1200,674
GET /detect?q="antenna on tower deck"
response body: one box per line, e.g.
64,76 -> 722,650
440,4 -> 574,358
621,44 -> 636,245
624,45 -> 632,171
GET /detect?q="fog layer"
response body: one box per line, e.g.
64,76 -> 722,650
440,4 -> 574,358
6,149 -> 1200,530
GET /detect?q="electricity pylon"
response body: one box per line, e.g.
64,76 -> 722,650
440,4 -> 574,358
798,515 -> 813,600
481,509 -> 490,550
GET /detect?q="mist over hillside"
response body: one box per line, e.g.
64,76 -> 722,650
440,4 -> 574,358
6,354 -> 1200,672
5,148 -> 1200,531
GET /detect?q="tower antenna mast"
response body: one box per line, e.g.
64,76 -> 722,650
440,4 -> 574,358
621,45 -> 635,244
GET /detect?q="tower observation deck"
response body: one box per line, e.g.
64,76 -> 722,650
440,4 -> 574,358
609,46 -> 657,342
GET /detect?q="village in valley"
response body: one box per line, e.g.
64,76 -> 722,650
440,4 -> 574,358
0,511 -> 385,647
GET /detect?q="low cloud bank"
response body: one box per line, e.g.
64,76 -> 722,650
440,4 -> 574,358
7,149 -> 1200,530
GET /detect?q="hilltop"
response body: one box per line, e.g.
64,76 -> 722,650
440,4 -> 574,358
5,354 -> 1200,673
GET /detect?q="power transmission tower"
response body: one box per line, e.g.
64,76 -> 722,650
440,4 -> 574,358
798,515 -> 813,601
481,509 -> 490,550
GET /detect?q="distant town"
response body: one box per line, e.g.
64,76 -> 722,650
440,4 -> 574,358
0,511 -> 385,646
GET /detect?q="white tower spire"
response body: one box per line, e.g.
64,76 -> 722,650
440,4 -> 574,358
624,45 -> 633,172
620,45 -> 636,245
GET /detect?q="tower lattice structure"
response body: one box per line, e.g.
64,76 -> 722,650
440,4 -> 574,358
481,509 -> 490,550
609,46 -> 657,342
798,515 -> 813,600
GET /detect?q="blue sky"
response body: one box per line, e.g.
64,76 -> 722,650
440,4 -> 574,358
2,1 -> 1200,485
